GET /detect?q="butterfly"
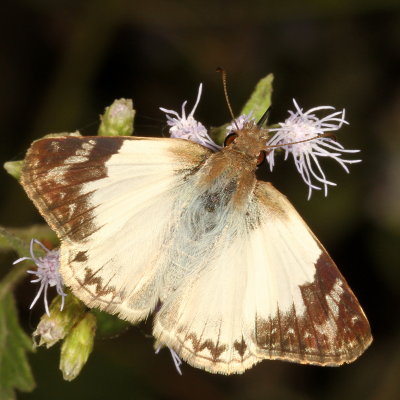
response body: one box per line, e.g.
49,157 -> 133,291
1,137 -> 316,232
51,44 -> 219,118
20,113 -> 371,374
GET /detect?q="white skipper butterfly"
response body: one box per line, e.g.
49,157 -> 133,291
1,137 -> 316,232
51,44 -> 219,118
20,78 -> 371,374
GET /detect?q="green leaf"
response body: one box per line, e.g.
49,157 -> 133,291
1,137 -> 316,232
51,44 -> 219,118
0,229 -> 35,398
0,292 -> 35,399
0,225 -> 57,255
92,309 -> 131,338
240,73 -> 274,121
3,161 -> 24,181
0,226 -> 31,258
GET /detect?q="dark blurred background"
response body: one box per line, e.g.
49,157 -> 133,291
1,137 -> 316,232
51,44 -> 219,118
1,0 -> 400,399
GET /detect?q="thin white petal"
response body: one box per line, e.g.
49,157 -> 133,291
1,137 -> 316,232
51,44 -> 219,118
13,256 -> 32,265
44,284 -> 50,316
189,84 -> 203,117
30,281 -> 45,310
159,107 -> 181,119
169,348 -> 183,375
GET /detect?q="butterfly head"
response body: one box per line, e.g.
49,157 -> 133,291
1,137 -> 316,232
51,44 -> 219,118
224,121 -> 269,167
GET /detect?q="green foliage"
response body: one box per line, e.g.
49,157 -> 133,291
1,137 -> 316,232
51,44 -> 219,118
0,95 -> 139,394
0,293 -> 35,400
3,161 -> 24,181
92,309 -> 132,338
0,227 -> 41,398
240,73 -> 274,121
0,225 -> 57,255
0,226 -> 32,259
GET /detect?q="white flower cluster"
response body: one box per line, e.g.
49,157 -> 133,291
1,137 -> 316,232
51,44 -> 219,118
161,85 -> 360,199
160,84 -> 221,152
267,99 -> 361,199
14,239 -> 66,315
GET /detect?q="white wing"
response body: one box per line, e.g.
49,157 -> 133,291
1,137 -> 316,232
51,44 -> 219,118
153,181 -> 371,374
22,136 -> 211,322
22,136 -> 371,374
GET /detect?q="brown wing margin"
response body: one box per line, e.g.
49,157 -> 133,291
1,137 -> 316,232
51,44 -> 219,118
254,182 -> 372,366
21,136 -> 125,240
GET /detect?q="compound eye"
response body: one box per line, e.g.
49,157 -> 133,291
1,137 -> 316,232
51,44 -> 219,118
257,150 -> 266,166
224,132 -> 238,147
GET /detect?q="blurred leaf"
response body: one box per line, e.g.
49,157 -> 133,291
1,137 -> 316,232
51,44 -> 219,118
3,160 -> 24,181
0,225 -> 57,254
92,309 -> 131,338
0,292 -> 35,399
240,73 -> 274,120
0,226 -> 31,257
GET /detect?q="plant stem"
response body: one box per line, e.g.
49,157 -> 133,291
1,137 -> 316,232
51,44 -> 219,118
0,263 -> 28,300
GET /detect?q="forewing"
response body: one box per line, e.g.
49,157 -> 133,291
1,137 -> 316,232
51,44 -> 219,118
21,135 -> 211,322
153,181 -> 372,374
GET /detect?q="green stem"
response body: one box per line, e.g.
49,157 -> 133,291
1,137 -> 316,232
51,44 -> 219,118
0,263 -> 29,300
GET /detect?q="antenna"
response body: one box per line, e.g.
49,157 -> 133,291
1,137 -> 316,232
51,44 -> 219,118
216,67 -> 239,130
266,132 -> 335,150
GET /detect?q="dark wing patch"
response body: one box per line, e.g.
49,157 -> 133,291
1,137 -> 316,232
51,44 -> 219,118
21,136 -> 124,241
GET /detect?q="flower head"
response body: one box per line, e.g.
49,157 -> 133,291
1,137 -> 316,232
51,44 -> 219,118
225,112 -> 255,135
266,99 -> 361,199
13,239 -> 66,316
160,84 -> 221,151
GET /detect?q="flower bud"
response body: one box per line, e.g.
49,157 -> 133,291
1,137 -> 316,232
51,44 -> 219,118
33,295 -> 86,348
98,98 -> 135,136
59,312 -> 96,381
